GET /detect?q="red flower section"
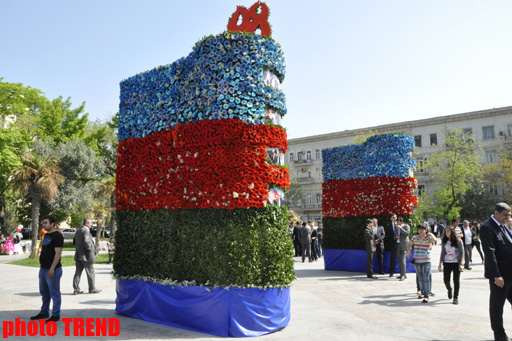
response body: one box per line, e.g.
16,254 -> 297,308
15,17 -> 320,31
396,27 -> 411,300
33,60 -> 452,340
116,118 -> 289,211
322,177 -> 418,218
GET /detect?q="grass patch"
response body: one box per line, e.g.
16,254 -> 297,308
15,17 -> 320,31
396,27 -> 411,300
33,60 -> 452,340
8,253 -> 110,267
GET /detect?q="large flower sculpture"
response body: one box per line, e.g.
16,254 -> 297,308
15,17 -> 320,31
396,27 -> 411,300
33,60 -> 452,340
113,2 -> 293,338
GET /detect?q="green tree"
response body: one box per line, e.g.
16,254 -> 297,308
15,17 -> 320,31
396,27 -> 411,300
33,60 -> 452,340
11,150 -> 64,257
426,129 -> 483,219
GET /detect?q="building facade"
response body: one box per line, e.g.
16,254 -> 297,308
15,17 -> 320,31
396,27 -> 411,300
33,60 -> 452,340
285,106 -> 512,221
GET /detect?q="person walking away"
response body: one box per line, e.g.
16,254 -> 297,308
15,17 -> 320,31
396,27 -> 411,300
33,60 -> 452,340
30,215 -> 63,322
408,224 -> 437,302
471,221 -> 484,264
73,218 -> 101,294
480,202 -> 512,341
386,213 -> 398,277
395,217 -> 410,281
461,220 -> 475,270
438,226 -> 464,305
299,222 -> 312,263
364,219 -> 377,279
373,218 -> 385,274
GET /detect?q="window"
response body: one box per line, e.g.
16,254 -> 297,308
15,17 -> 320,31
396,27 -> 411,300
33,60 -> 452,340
414,135 -> 422,148
418,185 -> 425,196
485,151 -> 498,163
483,126 -> 495,140
463,128 -> 473,135
306,150 -> 312,160
416,157 -> 426,173
430,134 -> 437,146
289,153 -> 294,162
315,149 -> 321,159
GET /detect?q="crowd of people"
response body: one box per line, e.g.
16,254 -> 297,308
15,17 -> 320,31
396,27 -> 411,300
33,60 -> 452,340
290,221 -> 323,263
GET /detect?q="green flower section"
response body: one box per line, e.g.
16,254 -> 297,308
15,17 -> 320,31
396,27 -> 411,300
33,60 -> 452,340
113,205 -> 295,288
323,216 -> 419,251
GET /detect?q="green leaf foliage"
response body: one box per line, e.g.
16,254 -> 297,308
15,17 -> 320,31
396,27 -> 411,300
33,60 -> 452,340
113,205 -> 295,288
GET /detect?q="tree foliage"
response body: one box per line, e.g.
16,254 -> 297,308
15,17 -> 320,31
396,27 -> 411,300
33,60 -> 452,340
426,129 -> 483,219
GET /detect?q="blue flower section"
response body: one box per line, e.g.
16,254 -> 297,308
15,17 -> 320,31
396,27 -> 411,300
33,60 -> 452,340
322,134 -> 416,181
119,32 -> 286,141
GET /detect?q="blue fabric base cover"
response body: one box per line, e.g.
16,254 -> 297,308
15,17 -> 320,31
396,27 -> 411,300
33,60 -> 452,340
115,279 -> 290,337
323,249 -> 416,273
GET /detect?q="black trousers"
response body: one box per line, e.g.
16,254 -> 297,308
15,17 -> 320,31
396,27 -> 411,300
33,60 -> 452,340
489,278 -> 512,338
389,244 -> 397,275
366,250 -> 375,277
376,247 -> 384,273
443,262 -> 460,298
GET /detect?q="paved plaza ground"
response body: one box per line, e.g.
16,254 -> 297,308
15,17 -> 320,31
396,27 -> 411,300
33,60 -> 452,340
0,246 -> 508,340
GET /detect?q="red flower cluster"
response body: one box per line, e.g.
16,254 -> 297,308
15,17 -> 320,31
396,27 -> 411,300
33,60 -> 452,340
322,177 -> 418,218
116,118 -> 289,211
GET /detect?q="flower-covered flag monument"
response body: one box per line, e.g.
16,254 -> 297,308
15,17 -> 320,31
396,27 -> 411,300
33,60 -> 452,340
113,2 -> 294,337
321,134 -> 418,272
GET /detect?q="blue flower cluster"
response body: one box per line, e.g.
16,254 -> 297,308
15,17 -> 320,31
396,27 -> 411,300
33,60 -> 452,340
118,32 -> 286,141
322,134 -> 416,181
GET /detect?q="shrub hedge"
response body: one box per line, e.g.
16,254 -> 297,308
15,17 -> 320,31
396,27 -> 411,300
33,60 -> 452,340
323,215 -> 418,251
113,205 -> 295,288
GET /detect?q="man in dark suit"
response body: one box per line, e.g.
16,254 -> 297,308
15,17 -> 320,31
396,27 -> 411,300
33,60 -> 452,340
373,218 -> 385,274
73,218 -> 101,294
480,202 -> 512,341
395,216 -> 410,281
386,213 -> 398,277
364,219 -> 377,279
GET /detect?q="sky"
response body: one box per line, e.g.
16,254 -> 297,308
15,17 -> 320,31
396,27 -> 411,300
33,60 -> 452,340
1,0 -> 512,139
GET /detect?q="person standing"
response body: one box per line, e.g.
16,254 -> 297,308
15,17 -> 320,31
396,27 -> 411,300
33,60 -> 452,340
480,202 -> 512,341
386,213 -> 398,277
408,224 -> 437,303
73,218 -> 101,294
373,218 -> 385,275
395,217 -> 410,281
316,221 -> 323,257
461,220 -> 475,270
438,227 -> 464,305
364,219 -> 377,279
30,215 -> 63,323
299,222 -> 312,263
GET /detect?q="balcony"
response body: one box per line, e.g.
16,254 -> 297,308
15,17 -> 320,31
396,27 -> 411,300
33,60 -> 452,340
293,159 -> 313,165
296,176 -> 317,184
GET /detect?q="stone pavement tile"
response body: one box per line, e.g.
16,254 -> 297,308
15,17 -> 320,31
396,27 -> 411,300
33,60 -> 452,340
0,245 -> 509,340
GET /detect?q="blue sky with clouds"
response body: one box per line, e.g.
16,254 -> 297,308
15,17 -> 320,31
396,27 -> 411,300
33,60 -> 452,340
1,0 -> 511,139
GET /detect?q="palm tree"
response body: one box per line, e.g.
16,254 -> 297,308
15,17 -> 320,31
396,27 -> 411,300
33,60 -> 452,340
11,150 -> 64,258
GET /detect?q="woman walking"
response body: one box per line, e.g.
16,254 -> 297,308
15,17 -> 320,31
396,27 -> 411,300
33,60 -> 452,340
438,226 -> 464,304
470,221 -> 484,263
408,223 -> 437,303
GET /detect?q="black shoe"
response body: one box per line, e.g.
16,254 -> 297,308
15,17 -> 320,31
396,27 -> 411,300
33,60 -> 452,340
30,313 -> 49,320
448,289 -> 452,299
45,316 -> 60,323
73,290 -> 83,295
453,298 -> 459,305
89,289 -> 102,294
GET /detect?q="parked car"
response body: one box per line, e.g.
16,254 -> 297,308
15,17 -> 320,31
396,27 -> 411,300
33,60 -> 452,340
90,227 -> 110,238
61,228 -> 76,239
21,228 -> 32,240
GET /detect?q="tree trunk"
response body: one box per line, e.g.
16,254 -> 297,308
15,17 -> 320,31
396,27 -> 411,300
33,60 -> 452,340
30,187 -> 41,259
